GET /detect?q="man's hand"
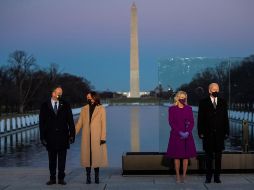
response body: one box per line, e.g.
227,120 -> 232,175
41,139 -> 47,146
199,134 -> 204,139
100,140 -> 106,145
69,137 -> 75,144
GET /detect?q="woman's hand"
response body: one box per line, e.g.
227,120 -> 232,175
179,131 -> 189,139
100,140 -> 106,145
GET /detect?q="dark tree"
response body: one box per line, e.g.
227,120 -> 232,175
8,50 -> 41,113
177,55 -> 254,107
0,50 -> 94,114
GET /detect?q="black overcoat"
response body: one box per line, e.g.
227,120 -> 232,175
197,97 -> 229,152
39,99 -> 75,150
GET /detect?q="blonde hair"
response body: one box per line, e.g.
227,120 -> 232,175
174,90 -> 188,105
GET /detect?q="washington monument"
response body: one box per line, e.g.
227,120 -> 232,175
130,3 -> 140,98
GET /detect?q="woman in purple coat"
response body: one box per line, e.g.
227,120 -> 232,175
166,91 -> 196,183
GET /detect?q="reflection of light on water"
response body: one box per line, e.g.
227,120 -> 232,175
131,106 -> 140,152
227,121 -> 254,151
0,137 -> 4,154
0,128 -> 40,154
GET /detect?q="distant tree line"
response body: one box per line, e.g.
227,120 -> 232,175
0,50 -> 93,114
149,83 -> 174,99
177,54 -> 254,109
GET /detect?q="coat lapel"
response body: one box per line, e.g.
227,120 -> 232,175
91,106 -> 100,121
47,99 -> 56,116
207,97 -> 215,110
216,98 -> 222,110
57,101 -> 64,114
207,97 -> 221,110
84,105 -> 90,122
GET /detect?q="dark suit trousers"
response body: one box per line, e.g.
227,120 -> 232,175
48,150 -> 67,180
205,151 -> 222,180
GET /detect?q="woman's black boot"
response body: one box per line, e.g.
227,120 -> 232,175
94,167 -> 99,184
86,167 -> 91,184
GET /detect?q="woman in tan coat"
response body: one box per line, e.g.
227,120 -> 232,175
75,91 -> 108,184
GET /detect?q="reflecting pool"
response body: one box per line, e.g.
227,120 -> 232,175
0,106 -> 253,167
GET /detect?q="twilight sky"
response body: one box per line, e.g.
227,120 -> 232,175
0,0 -> 254,91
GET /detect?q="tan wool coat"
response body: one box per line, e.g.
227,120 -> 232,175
75,104 -> 108,168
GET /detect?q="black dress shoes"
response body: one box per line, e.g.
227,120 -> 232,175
95,176 -> 99,184
46,180 -> 56,185
205,179 -> 211,183
214,178 -> 222,183
58,179 -> 67,185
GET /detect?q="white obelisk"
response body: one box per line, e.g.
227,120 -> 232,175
130,3 -> 140,98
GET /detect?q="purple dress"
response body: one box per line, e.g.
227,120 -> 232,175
166,105 -> 197,159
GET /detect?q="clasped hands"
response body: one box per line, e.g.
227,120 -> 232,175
41,139 -> 47,146
69,136 -> 75,144
179,131 -> 189,139
100,140 -> 106,145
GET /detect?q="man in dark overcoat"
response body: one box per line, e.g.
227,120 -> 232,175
198,83 -> 229,183
39,86 -> 75,185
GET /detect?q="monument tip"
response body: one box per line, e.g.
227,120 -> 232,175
131,2 -> 136,8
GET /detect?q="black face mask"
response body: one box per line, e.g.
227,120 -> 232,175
211,92 -> 219,97
179,98 -> 186,105
87,99 -> 92,105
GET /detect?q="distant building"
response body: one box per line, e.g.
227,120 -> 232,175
117,91 -> 150,98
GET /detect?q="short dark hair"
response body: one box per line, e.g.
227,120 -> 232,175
89,91 -> 101,105
51,85 -> 62,93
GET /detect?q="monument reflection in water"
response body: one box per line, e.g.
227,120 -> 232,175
130,106 -> 140,152
0,106 -> 253,167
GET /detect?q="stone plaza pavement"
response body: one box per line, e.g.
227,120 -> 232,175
0,167 -> 254,190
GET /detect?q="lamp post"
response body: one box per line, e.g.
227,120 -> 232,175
167,85 -> 174,103
228,59 -> 231,109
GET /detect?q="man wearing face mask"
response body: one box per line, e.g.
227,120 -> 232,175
198,83 -> 229,184
39,86 -> 75,185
